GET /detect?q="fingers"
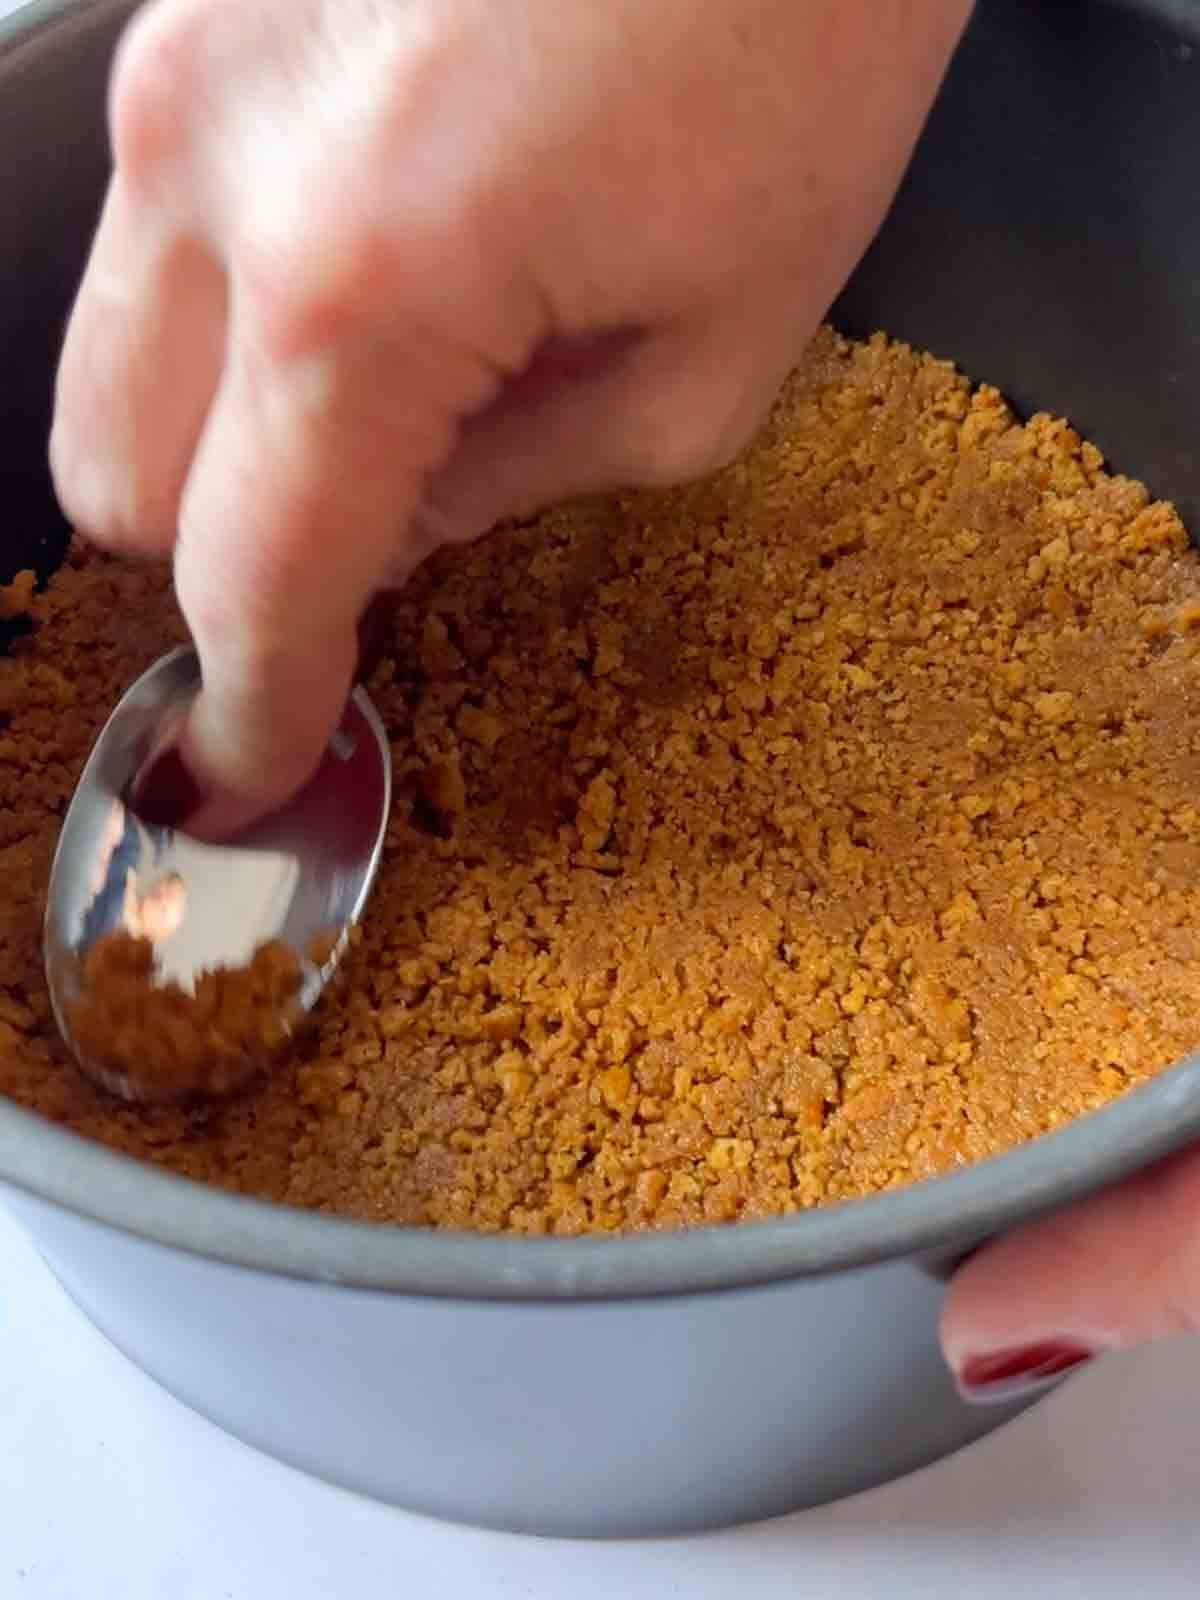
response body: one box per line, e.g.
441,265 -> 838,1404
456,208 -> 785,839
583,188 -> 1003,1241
941,1144 -> 1200,1404
172,298 -> 780,833
424,308 -> 806,544
164,280 -> 495,837
49,175 -> 226,555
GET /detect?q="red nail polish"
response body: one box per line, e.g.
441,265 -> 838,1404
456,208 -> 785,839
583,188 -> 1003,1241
131,745 -> 207,830
957,1340 -> 1095,1405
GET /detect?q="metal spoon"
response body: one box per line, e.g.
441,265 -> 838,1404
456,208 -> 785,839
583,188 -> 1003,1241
44,611 -> 393,1103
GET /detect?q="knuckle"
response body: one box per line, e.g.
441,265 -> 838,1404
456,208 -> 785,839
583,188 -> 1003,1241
237,220 -> 393,366
232,8 -> 506,368
108,2 -> 199,184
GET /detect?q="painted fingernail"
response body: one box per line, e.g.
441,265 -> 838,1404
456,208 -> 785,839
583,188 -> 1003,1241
956,1340 -> 1096,1405
130,744 -> 208,830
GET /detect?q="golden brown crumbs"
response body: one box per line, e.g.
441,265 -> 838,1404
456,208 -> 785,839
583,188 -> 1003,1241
66,931 -> 303,1104
2,326 -> 1200,1233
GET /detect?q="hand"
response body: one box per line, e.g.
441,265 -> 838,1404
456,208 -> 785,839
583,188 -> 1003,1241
50,0 -> 969,833
943,1145 -> 1200,1403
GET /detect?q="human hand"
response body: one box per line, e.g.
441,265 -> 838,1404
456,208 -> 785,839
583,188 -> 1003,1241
942,1145 -> 1200,1403
50,0 -> 969,834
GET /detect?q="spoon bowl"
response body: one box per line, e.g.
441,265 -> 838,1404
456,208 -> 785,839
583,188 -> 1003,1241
44,646 -> 392,1101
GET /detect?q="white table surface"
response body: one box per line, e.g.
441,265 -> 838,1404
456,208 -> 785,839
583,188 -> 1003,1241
0,1203 -> 1198,1600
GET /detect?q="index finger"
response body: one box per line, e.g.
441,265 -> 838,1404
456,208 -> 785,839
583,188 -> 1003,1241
169,291 -> 495,836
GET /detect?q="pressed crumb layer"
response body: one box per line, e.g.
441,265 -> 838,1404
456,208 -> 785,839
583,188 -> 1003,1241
3,328 -> 1200,1233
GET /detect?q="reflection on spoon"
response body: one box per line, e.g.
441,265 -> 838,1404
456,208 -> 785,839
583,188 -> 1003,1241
44,645 -> 392,1103
123,870 -> 187,943
87,800 -> 125,898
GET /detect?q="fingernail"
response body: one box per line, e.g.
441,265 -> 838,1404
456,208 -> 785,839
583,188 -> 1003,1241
956,1340 -> 1096,1406
130,744 -> 208,830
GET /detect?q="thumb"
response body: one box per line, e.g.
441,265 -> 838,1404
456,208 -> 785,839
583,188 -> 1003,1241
941,1144 -> 1200,1404
136,306 -> 487,840
423,311 -> 807,544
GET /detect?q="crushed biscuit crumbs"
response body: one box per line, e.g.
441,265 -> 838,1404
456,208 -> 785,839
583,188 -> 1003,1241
67,930 -> 303,1104
1,327 -> 1199,1233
